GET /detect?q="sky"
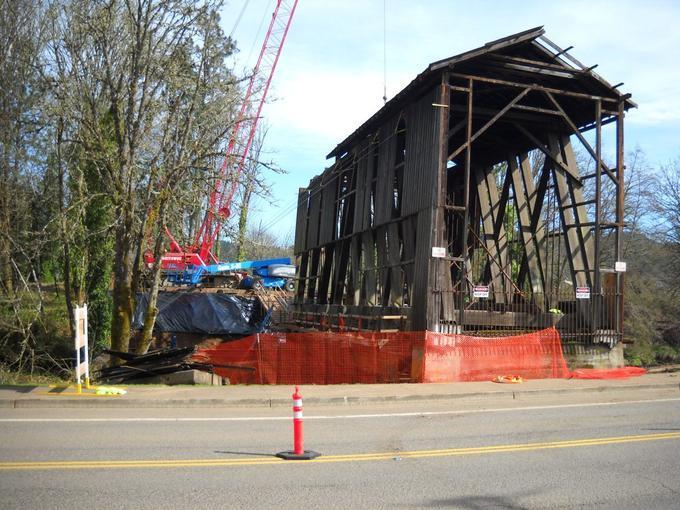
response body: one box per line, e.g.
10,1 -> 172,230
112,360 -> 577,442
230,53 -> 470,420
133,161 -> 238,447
223,0 -> 680,243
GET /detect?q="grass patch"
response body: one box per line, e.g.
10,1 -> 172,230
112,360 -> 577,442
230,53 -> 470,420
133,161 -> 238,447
0,363 -> 69,386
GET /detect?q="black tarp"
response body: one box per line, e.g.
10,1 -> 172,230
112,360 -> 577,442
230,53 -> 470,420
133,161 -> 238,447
133,292 -> 265,335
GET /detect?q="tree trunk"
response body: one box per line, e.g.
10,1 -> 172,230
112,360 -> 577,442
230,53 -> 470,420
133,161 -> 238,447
0,133 -> 13,295
0,235 -> 12,295
110,207 -> 135,354
136,206 -> 167,355
56,118 -> 75,340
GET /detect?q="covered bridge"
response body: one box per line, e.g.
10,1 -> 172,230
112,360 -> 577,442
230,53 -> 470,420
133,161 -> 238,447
292,27 -> 634,346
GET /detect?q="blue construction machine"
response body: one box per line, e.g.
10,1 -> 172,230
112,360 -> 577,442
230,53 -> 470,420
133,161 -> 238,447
163,257 -> 296,290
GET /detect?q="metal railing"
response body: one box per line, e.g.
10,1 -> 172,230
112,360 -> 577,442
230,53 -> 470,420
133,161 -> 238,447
431,287 -> 622,346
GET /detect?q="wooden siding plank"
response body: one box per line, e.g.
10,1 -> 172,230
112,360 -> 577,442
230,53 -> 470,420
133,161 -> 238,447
403,87 -> 439,217
374,119 -> 398,226
353,141 -> 368,233
412,209 -> 433,330
294,187 -> 308,254
319,170 -> 337,246
306,176 -> 322,249
331,241 -> 347,304
401,215 -> 417,304
306,247 -> 321,302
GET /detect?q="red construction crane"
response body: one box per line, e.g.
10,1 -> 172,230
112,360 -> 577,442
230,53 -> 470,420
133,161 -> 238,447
153,0 -> 298,272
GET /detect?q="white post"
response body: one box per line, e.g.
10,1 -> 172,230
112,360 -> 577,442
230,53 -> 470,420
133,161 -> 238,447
74,304 -> 90,392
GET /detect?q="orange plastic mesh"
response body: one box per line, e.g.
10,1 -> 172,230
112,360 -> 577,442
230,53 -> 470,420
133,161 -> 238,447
417,328 -> 569,382
193,327 -> 574,384
569,367 -> 647,379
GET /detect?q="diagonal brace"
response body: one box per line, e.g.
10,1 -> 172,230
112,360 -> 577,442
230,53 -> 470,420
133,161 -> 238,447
448,87 -> 531,161
513,123 -> 582,184
543,91 -> 618,184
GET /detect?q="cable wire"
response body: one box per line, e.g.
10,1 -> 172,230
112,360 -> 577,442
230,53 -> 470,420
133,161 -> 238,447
383,0 -> 387,104
229,0 -> 251,40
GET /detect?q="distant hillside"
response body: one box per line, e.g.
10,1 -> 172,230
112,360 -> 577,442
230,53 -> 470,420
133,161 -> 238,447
622,232 -> 680,365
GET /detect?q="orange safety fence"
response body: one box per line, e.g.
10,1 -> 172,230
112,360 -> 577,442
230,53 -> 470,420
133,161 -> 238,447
569,367 -> 647,379
192,328 -> 646,384
417,328 -> 570,382
193,331 -> 417,385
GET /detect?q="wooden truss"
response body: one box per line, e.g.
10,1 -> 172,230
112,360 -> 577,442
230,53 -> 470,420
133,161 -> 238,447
292,28 -> 631,343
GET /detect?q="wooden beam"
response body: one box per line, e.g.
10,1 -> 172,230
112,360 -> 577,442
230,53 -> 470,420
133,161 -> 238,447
561,135 -> 595,280
460,79 -> 474,326
448,72 -> 620,104
448,87 -> 531,161
305,248 -> 320,302
318,246 -> 334,305
376,226 -> 389,306
475,165 -> 510,303
448,104 -> 555,126
509,154 -> 546,307
475,60 -> 577,79
513,123 -> 582,183
350,236 -> 361,306
361,230 -> 377,306
387,222 -> 402,306
547,134 -> 593,289
486,53 -> 579,74
543,91 -> 618,184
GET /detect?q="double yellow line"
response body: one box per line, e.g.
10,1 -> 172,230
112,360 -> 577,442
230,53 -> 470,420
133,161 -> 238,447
2,431 -> 679,471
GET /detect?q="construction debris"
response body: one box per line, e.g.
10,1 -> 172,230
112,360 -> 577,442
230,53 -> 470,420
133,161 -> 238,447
132,292 -> 268,335
96,347 -> 253,384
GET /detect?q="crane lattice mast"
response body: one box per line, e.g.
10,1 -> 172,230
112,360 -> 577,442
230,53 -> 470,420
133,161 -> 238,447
163,0 -> 298,269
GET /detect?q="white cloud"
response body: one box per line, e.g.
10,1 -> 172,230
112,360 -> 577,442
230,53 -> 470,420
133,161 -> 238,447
266,65 -> 386,144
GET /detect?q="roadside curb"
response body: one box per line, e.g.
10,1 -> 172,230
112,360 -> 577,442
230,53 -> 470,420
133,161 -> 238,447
3,381 -> 678,409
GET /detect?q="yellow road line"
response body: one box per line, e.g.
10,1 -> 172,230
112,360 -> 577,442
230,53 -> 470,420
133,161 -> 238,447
33,392 -> 122,398
1,431 -> 679,471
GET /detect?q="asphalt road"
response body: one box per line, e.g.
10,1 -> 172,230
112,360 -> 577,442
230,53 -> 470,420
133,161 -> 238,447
1,390 -> 680,509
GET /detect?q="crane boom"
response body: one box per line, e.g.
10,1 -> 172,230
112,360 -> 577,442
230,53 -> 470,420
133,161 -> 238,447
160,0 -> 298,271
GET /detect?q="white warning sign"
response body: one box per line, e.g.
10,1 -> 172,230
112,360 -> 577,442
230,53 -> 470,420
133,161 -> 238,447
575,287 -> 591,299
432,247 -> 446,258
473,285 -> 490,299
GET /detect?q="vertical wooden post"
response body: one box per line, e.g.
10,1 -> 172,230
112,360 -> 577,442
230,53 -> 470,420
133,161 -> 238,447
615,99 -> 625,340
428,72 -> 451,331
593,99 -> 602,330
459,78 -> 473,328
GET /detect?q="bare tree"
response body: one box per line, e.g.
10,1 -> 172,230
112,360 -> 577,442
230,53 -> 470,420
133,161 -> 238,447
234,127 -> 287,261
651,157 -> 680,284
135,8 -> 239,354
0,0 -> 51,295
238,221 -> 293,261
49,0 -> 240,354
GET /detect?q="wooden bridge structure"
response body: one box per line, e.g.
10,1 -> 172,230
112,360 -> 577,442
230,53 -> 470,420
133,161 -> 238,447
291,27 -> 634,345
